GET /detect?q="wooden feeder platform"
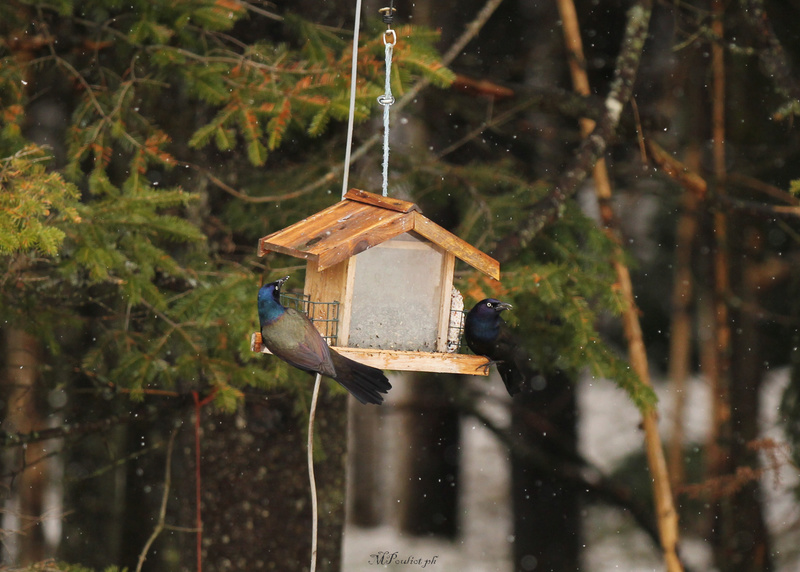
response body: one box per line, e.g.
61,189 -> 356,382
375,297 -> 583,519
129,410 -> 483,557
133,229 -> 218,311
251,332 -> 489,375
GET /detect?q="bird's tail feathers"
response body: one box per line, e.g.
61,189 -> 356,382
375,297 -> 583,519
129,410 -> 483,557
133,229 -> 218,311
500,358 -> 542,396
330,351 -> 392,405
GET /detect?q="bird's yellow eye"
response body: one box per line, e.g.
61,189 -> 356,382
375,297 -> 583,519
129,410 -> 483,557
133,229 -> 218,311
486,302 -> 492,307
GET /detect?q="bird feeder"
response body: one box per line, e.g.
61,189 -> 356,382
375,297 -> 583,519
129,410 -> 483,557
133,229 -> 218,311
251,189 -> 499,375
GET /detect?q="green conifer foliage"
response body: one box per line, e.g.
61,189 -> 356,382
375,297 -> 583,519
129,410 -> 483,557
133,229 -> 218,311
0,0 -> 456,409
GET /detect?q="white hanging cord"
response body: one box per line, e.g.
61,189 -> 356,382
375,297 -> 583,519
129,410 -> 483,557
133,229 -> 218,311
308,372 -> 322,572
341,0 -> 364,199
377,4 -> 397,197
378,28 -> 396,197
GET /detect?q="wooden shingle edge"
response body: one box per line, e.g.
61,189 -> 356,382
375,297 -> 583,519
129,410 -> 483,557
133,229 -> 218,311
411,212 -> 500,280
315,211 -> 414,271
344,188 -> 420,213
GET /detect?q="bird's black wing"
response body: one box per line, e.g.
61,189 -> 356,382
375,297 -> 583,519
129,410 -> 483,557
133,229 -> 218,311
494,324 -> 540,396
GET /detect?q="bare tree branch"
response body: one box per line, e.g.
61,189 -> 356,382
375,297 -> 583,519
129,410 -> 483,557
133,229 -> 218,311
740,0 -> 800,105
0,400 -> 188,449
492,0 -> 653,263
136,427 -> 180,572
648,138 -> 800,219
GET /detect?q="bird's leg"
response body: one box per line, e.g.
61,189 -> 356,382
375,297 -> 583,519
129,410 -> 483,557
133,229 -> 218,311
477,359 -> 503,375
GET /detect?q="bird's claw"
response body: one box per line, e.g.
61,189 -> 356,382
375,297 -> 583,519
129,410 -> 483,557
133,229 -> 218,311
477,358 -> 502,375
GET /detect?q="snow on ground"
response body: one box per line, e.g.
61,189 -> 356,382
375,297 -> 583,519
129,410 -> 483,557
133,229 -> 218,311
342,370 -> 800,571
758,369 -> 800,566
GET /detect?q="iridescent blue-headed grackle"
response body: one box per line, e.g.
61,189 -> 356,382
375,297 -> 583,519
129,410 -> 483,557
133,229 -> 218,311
465,298 -> 541,396
257,276 -> 392,404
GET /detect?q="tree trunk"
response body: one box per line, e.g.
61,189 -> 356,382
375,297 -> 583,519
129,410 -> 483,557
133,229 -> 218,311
396,376 -> 460,539
667,186 -> 699,489
347,400 -> 384,527
704,3 -> 773,569
1,329 -> 49,566
59,419 -> 129,569
706,0 -> 733,511
178,386 -> 349,572
388,0 -> 464,542
510,370 -> 580,572
711,225 -> 773,571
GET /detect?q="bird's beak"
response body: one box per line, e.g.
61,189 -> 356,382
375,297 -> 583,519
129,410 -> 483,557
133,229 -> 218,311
276,275 -> 290,289
497,302 -> 513,312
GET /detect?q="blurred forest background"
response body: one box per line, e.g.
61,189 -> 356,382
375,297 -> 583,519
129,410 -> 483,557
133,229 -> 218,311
2,0 -> 800,570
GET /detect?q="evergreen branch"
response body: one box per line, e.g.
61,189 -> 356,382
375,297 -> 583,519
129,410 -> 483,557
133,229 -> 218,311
438,0 -> 506,68
727,172 -> 800,206
34,53 -> 105,121
146,45 -> 328,74
240,1 -> 283,23
279,0 -> 507,198
433,80 -> 605,160
33,53 -> 181,176
180,160 -> 321,202
719,196 -> 800,219
646,138 -> 707,198
139,298 -> 203,355
240,1 -> 349,34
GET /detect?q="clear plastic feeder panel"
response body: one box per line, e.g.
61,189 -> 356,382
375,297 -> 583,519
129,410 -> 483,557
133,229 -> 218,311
347,234 -> 445,351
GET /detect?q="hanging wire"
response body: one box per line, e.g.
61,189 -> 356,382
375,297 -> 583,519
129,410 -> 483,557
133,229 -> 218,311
307,373 -> 322,572
377,1 -> 397,197
341,0 -> 364,199
378,29 -> 396,197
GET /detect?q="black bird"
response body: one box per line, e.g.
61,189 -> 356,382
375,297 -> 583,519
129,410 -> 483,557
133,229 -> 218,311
257,276 -> 391,404
464,298 -> 540,396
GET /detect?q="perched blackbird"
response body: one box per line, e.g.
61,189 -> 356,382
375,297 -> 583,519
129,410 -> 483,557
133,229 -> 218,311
465,298 -> 540,396
257,276 -> 391,404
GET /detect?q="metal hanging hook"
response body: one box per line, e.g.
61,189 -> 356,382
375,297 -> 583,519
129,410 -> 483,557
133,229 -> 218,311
378,6 -> 397,107
379,3 -> 396,25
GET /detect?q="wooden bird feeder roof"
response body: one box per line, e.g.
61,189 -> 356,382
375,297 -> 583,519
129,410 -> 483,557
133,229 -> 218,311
258,189 -> 499,280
